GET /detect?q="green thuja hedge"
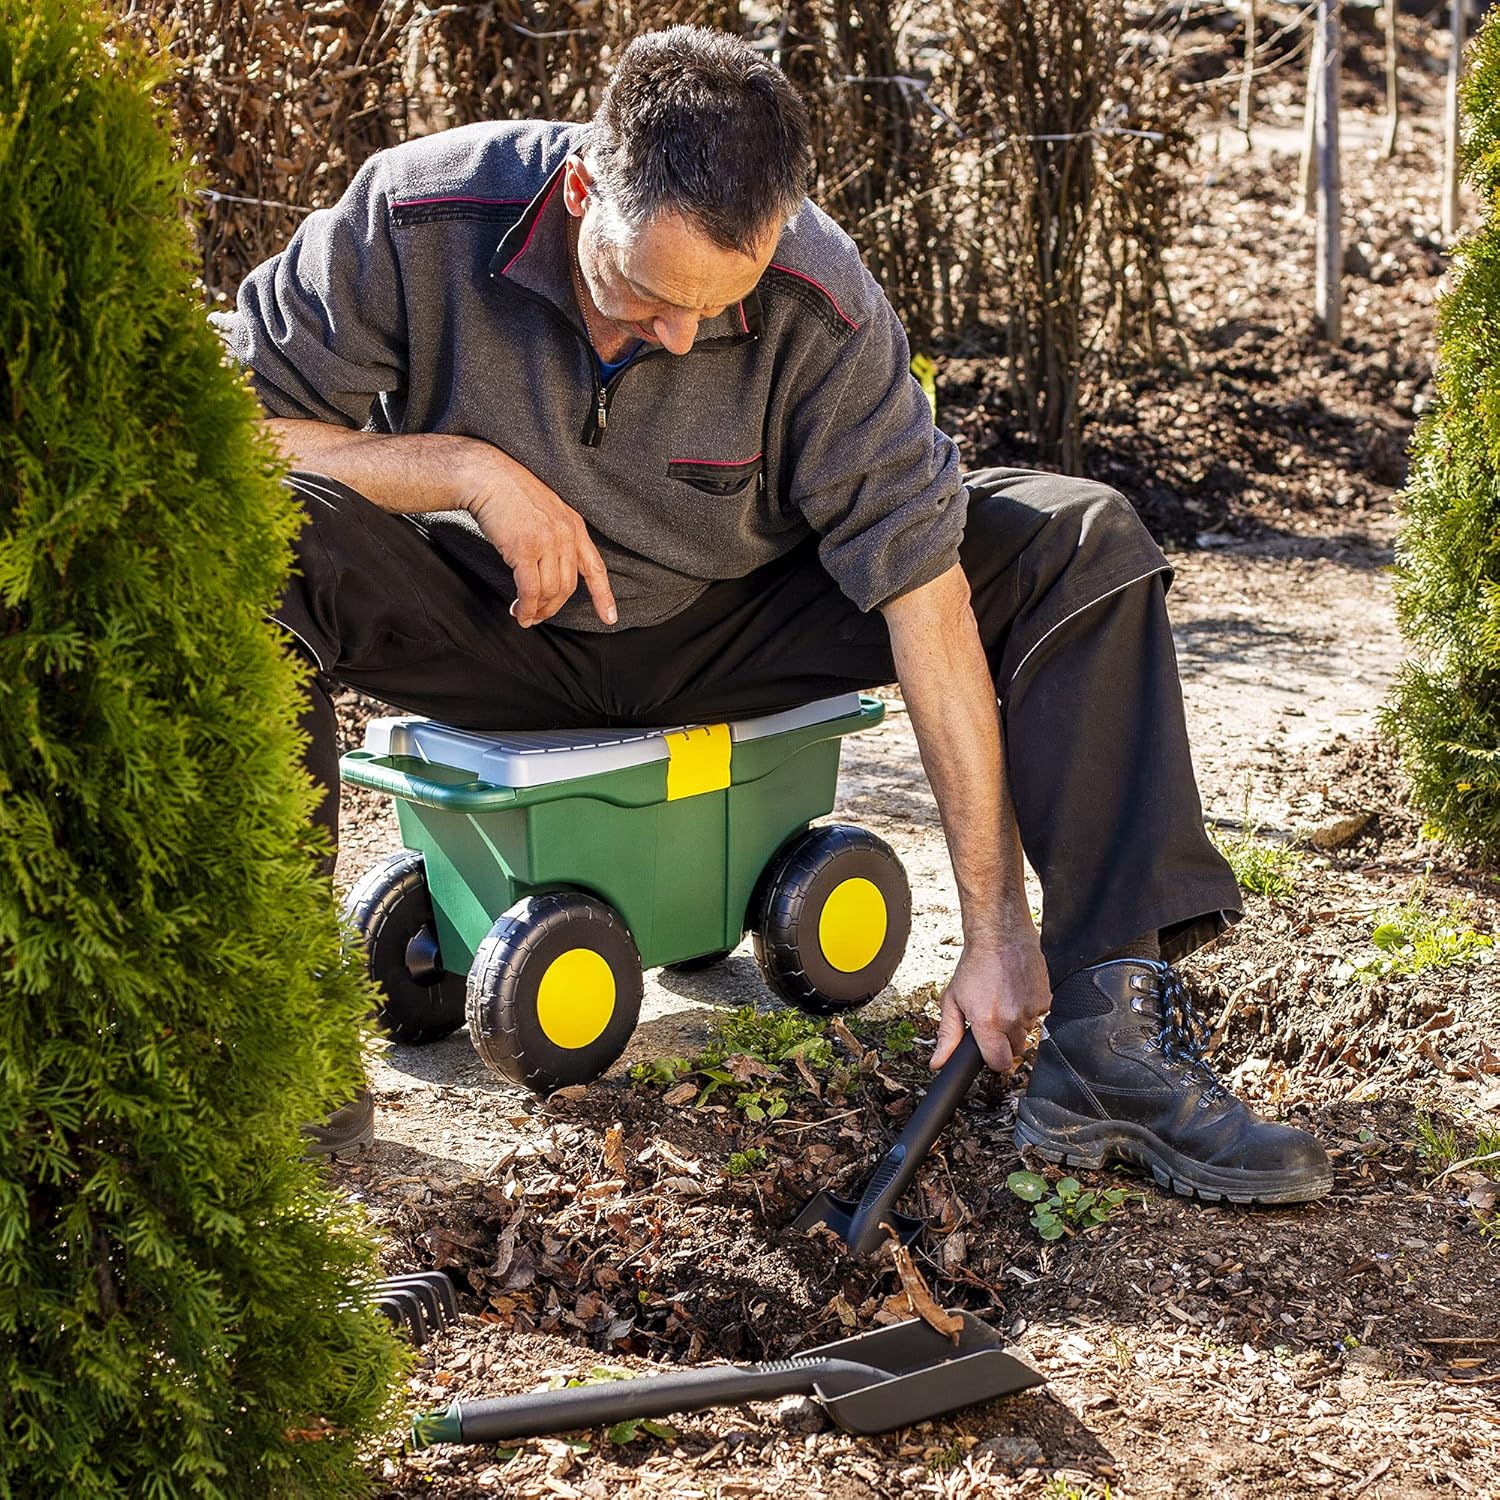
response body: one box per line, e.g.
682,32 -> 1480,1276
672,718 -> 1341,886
0,2 -> 404,1493
1385,13 -> 1500,859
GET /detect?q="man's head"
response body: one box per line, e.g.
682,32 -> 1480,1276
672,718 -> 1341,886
563,27 -> 813,355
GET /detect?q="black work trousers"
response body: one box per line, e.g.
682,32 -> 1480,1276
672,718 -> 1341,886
278,467 -> 1241,986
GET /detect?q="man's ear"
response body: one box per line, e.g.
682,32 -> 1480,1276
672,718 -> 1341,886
562,155 -> 594,217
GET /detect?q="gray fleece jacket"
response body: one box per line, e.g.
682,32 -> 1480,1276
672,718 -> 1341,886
211,120 -> 966,633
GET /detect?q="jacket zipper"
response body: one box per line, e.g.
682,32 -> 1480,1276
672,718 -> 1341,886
491,275 -> 752,447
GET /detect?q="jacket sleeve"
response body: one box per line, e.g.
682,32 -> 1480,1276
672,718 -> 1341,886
786,285 -> 966,612
208,153 -> 407,428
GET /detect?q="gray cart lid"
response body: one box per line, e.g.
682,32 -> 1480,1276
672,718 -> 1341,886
361,693 -> 865,790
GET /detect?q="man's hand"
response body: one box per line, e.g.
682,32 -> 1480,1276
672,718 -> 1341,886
930,929 -> 1052,1074
262,420 -> 618,628
463,451 -> 617,628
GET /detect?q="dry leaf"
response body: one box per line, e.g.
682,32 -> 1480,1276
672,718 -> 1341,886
642,1139 -> 703,1175
887,1232 -> 964,1342
420,1226 -> 485,1268
602,1123 -> 626,1174
792,1050 -> 822,1098
726,1052 -> 777,1083
578,1178 -> 626,1201
830,1016 -> 867,1061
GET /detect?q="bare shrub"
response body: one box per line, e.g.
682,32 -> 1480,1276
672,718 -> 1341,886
773,3 -> 961,347
130,0 -> 1192,467
954,1 -> 1194,470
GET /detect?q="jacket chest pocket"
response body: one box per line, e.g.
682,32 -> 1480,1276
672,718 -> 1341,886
667,453 -> 764,497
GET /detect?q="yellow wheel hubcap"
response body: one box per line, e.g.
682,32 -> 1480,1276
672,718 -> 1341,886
818,877 -> 887,974
535,947 -> 616,1049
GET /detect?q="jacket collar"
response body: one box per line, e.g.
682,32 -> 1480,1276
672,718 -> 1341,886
489,156 -> 763,349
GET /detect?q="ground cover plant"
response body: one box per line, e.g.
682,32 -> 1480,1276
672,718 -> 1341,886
0,2 -> 402,1492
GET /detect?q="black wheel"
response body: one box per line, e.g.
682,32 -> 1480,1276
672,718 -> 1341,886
665,949 -> 733,973
343,851 -> 467,1044
751,824 -> 910,1014
467,892 -> 643,1095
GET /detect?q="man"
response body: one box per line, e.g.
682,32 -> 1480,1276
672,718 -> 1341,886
213,27 -> 1331,1203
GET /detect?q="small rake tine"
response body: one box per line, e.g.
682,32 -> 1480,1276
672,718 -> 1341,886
369,1270 -> 461,1345
374,1287 -> 430,1345
380,1270 -> 459,1328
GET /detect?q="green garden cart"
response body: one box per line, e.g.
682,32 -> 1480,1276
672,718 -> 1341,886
339,693 -> 911,1095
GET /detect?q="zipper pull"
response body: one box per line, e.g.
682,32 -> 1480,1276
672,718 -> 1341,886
596,387 -> 607,432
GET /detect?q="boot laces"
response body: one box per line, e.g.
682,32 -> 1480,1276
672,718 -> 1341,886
1149,964 -> 1227,1102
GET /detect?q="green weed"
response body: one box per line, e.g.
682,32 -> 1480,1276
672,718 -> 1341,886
1331,882 -> 1494,984
630,1006 -> 834,1123
925,1441 -> 964,1471
732,1087 -> 787,1123
847,1013 -> 920,1058
1042,1478 -> 1112,1500
826,1061 -> 862,1097
1209,786 -> 1302,899
630,1055 -> 691,1087
879,1018 -> 919,1056
606,1417 -> 675,1445
1412,1111 -> 1462,1172
1008,1171 -> 1135,1240
725,1148 -> 769,1178
713,1006 -> 835,1070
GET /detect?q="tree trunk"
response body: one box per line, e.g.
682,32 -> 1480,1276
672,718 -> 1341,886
1315,0 -> 1342,343
1239,0 -> 1257,143
1382,0 -> 1399,158
1299,18 -> 1322,215
1443,0 -> 1467,237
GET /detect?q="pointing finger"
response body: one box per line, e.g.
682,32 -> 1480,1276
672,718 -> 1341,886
577,530 -> 618,626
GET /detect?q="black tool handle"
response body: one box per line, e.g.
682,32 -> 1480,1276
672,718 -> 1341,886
845,1032 -> 985,1255
434,1357 -> 883,1444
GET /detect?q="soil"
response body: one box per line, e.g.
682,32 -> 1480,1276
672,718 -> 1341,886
322,24 -> 1498,1500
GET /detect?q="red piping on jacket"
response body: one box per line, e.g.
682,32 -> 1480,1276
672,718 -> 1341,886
499,176 -> 564,277
391,195 -> 532,210
767,263 -> 860,331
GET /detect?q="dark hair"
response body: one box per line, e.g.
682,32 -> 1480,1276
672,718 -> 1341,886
588,26 -> 813,256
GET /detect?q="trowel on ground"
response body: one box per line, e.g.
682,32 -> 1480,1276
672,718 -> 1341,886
410,1308 -> 1042,1445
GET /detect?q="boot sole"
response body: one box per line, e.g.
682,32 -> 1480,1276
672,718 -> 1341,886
1014,1097 -> 1333,1206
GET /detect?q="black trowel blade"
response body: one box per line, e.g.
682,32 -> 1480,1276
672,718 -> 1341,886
792,1190 -> 924,1249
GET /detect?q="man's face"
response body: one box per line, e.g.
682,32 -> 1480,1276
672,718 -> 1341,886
566,158 -> 776,355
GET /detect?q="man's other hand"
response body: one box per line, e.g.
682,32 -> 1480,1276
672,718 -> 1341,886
464,450 -> 618,627
930,932 -> 1051,1073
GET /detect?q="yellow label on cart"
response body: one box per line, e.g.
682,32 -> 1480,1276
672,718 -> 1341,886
664,722 -> 731,800
536,948 -> 616,1049
819,877 -> 888,973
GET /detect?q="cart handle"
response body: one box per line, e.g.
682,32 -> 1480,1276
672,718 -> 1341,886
338,751 -> 519,812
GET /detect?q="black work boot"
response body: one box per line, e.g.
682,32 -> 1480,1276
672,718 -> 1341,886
1015,959 -> 1331,1205
301,1087 -> 376,1160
